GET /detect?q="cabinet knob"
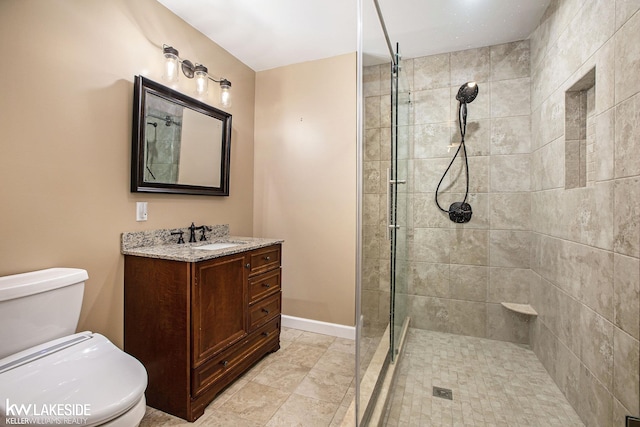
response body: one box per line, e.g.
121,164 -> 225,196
262,283 -> 271,288
245,263 -> 250,269
221,360 -> 229,367
262,308 -> 270,314
263,256 -> 271,261
262,331 -> 270,337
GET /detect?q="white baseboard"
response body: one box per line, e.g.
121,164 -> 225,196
281,314 -> 356,340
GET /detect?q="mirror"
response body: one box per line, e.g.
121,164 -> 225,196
131,75 -> 232,196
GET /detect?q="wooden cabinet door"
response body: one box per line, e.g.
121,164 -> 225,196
192,253 -> 248,366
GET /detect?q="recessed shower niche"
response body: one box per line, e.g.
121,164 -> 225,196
565,68 -> 595,189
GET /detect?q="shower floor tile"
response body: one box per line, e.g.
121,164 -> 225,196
383,328 -> 584,426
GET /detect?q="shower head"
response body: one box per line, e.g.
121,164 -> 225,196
456,81 -> 479,104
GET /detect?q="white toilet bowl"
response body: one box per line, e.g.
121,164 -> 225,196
0,333 -> 147,426
0,269 -> 148,427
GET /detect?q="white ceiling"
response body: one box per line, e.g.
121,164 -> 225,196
157,0 -> 550,72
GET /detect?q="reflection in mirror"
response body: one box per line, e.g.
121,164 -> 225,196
143,93 -> 183,184
179,109 -> 222,187
132,76 -> 232,196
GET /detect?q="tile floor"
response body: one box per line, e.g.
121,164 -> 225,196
140,326 -> 584,426
383,328 -> 585,426
140,327 -> 356,426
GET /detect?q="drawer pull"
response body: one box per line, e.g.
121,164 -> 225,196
262,283 -> 271,288
263,256 -> 271,261
261,308 -> 270,314
245,263 -> 251,269
221,360 -> 229,367
262,331 -> 270,337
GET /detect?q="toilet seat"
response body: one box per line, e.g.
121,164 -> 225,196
0,332 -> 147,427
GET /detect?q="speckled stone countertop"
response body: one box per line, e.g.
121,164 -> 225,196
121,224 -> 283,262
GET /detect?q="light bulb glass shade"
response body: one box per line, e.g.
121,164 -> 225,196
163,46 -> 179,83
194,65 -> 208,95
219,79 -> 232,107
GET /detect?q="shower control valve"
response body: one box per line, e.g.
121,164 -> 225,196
448,202 -> 473,224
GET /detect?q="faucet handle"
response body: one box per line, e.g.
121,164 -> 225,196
199,225 -> 213,241
170,230 -> 185,244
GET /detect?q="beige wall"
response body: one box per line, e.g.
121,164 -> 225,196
254,54 -> 358,326
0,0 -> 256,347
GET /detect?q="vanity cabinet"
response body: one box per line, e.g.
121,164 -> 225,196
124,244 -> 282,422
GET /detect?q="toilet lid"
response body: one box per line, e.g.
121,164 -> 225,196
0,332 -> 147,427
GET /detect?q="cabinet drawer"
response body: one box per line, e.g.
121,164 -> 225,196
192,318 -> 280,396
248,269 -> 281,304
248,245 -> 281,276
249,293 -> 281,331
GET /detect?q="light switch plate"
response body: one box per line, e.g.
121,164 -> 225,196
136,202 -> 148,221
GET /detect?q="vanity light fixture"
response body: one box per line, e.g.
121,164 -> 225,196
162,44 -> 232,107
162,46 -> 180,83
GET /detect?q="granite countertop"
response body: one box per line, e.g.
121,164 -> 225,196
121,224 -> 283,263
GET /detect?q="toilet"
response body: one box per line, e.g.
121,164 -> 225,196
0,268 -> 148,427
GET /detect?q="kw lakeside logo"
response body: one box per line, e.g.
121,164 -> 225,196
3,400 -> 91,425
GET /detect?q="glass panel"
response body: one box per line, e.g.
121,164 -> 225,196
389,44 -> 411,362
356,1 -> 394,424
357,3 -> 413,424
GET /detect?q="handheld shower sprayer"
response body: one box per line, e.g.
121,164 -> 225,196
435,82 -> 478,224
456,81 -> 478,104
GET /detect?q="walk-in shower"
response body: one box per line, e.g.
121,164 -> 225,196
357,0 -> 640,425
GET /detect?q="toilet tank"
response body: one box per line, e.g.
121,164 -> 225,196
0,268 -> 88,359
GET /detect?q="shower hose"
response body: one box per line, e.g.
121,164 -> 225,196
434,101 -> 472,223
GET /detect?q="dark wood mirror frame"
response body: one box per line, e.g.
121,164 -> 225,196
131,75 -> 232,196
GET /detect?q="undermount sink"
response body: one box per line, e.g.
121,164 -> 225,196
194,242 -> 245,251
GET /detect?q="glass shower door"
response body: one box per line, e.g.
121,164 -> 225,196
389,44 -> 410,361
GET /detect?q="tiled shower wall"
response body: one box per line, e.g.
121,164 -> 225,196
529,0 -> 640,425
362,61 -> 391,336
363,40 -> 535,342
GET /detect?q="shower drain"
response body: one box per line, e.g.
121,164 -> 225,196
433,386 -> 453,400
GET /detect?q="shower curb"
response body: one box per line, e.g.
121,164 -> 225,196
370,317 -> 411,426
